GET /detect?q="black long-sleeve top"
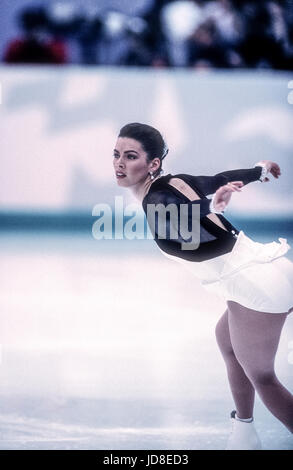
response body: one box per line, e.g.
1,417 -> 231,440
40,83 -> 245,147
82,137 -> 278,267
142,166 -> 263,262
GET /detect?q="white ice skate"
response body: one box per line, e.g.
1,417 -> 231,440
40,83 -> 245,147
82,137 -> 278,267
225,410 -> 262,450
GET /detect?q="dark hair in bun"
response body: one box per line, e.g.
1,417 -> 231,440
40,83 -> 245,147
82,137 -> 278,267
118,122 -> 168,177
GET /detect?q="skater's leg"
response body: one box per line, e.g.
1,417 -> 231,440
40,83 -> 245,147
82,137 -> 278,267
215,309 -> 255,419
227,300 -> 293,433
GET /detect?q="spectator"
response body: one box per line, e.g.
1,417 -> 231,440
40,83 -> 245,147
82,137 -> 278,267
267,0 -> 293,69
95,11 -> 153,66
235,1 -> 291,69
202,0 -> 244,47
142,0 -> 172,67
160,0 -> 205,66
96,11 -> 131,65
187,18 -> 239,68
123,17 -> 153,66
3,6 -> 67,64
78,13 -> 104,65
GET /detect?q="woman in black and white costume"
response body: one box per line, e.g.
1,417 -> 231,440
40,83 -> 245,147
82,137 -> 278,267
113,123 -> 293,450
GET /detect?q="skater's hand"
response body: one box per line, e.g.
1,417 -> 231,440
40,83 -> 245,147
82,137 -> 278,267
256,160 -> 281,182
212,181 -> 243,213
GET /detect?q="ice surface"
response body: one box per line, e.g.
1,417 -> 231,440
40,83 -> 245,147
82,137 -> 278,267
0,232 -> 292,450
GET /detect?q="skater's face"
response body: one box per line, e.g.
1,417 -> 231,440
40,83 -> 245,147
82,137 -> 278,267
113,137 -> 159,187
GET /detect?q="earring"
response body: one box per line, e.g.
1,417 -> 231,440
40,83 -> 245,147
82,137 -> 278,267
149,171 -> 154,180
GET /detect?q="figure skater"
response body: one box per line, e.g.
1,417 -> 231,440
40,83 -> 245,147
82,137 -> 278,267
113,122 -> 293,450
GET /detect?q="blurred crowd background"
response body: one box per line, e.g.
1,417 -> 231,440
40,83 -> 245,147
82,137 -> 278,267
2,0 -> 293,70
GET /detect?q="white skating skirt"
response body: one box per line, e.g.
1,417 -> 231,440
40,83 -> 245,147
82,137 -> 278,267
159,230 -> 293,314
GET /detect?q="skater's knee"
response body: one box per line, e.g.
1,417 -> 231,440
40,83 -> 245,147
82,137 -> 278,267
244,367 -> 276,387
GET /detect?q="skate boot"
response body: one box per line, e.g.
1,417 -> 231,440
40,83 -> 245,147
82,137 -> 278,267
225,410 -> 262,450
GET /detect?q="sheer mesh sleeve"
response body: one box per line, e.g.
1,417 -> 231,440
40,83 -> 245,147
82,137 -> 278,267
182,166 -> 262,196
